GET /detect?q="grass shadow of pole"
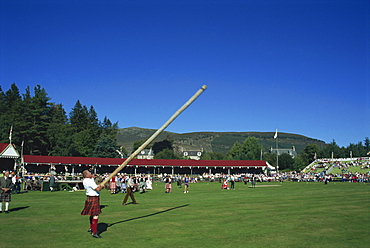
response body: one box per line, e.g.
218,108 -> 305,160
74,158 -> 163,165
98,204 -> 189,234
9,206 -> 29,212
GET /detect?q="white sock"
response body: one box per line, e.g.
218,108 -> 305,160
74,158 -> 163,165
0,203 -> 2,211
5,202 -> 9,211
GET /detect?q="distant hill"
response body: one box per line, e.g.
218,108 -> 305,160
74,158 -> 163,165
117,127 -> 326,155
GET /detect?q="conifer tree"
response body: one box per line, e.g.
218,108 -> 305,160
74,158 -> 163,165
92,117 -> 120,158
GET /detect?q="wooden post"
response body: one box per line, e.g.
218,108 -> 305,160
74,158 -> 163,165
100,85 -> 207,186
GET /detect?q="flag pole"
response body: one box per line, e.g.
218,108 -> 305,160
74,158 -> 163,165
99,85 -> 207,186
274,129 -> 278,173
9,126 -> 13,144
276,136 -> 279,173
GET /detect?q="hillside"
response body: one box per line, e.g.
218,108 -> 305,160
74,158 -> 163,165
117,127 -> 326,155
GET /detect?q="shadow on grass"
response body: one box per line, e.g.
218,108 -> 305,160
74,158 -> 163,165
15,191 -> 29,194
10,206 -> 29,212
98,204 -> 189,234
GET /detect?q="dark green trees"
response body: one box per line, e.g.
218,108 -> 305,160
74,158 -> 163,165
153,139 -> 179,159
0,84 -> 52,155
226,137 -> 263,160
0,84 -> 120,157
92,117 -> 120,158
225,137 -> 369,172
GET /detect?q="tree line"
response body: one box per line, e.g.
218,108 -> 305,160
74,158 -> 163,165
202,137 -> 369,171
0,83 -> 122,158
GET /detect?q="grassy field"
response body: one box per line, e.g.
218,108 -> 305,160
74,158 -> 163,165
1,181 -> 369,248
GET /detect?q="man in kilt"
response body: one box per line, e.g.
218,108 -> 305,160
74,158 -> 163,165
0,171 -> 13,213
81,170 -> 103,238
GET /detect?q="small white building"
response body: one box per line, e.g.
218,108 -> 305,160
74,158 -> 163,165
182,150 -> 203,160
137,149 -> 154,159
0,143 -> 20,171
269,146 -> 297,158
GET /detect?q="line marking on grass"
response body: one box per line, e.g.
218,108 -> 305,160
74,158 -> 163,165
248,185 -> 282,188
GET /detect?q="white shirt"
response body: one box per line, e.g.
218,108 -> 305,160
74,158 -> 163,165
127,178 -> 135,187
83,178 -> 100,196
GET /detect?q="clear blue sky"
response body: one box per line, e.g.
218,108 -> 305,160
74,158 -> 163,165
1,0 -> 369,147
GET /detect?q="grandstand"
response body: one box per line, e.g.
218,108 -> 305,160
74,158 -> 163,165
303,157 -> 370,175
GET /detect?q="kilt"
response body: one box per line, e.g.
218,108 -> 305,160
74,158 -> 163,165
110,181 -> 116,190
0,192 -> 11,202
81,196 -> 101,216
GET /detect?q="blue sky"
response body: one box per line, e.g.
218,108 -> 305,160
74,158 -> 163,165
1,0 -> 369,147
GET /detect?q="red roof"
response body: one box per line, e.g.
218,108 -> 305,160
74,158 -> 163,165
23,155 -> 123,166
0,143 -> 9,151
23,155 -> 267,168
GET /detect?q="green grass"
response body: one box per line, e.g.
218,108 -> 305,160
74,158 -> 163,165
1,181 -> 369,248
330,166 -> 370,175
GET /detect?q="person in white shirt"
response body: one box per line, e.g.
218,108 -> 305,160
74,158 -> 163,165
122,176 -> 138,205
229,175 -> 235,190
80,170 -> 103,238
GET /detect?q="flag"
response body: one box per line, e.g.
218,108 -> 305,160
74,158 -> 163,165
9,126 -> 13,143
274,129 -> 278,139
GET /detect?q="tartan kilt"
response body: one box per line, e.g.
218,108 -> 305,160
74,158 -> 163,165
81,196 -> 101,216
0,192 -> 11,202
